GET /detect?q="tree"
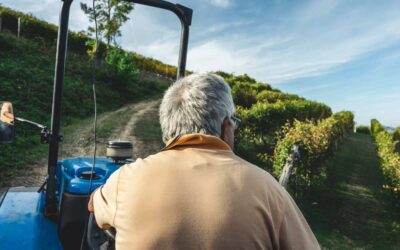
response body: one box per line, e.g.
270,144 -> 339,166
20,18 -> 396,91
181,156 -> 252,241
81,0 -> 134,48
393,127 -> 400,141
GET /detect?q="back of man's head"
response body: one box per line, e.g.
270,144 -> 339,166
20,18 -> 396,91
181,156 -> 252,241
159,73 -> 235,143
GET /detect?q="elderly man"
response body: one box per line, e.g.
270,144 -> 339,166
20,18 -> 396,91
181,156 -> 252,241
89,73 -> 320,249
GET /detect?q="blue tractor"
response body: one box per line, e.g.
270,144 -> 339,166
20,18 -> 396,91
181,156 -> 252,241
0,1 -> 192,249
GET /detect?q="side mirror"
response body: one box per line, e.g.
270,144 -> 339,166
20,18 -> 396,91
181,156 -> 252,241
0,101 -> 15,144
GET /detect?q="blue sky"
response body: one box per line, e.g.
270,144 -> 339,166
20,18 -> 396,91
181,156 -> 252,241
1,0 -> 400,127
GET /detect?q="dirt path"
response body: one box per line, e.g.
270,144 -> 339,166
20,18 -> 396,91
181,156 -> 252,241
111,99 -> 161,159
303,133 -> 400,249
2,99 -> 161,188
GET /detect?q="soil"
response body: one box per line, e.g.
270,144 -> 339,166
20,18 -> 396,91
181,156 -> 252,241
1,99 -> 161,189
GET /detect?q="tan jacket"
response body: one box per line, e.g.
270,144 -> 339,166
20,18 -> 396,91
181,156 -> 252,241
93,134 -> 320,250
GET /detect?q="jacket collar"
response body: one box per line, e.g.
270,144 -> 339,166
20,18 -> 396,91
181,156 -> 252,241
163,134 -> 231,151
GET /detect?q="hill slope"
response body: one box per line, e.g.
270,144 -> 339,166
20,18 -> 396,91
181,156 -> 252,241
0,31 -> 169,183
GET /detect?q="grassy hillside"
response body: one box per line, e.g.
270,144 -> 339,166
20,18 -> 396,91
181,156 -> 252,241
0,31 -> 168,181
0,5 -> 186,80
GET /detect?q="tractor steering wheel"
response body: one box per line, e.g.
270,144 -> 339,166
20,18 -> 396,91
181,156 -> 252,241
87,213 -> 116,250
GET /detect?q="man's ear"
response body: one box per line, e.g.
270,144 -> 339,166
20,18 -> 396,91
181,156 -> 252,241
221,117 -> 234,149
221,117 -> 230,139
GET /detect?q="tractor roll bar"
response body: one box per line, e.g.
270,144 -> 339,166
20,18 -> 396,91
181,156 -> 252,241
45,0 -> 193,216
128,0 -> 193,78
45,0 -> 73,216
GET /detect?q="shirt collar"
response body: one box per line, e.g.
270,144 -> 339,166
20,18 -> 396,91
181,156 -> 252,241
163,133 -> 231,151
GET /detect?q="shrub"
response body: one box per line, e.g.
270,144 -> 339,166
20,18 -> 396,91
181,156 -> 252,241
215,71 -> 270,85
356,125 -> 370,134
106,47 -> 140,79
214,72 -> 273,108
272,111 -> 354,197
234,100 -> 332,172
333,111 -> 355,132
238,100 -> 332,143
256,90 -> 303,103
231,82 -> 258,108
393,127 -> 400,142
373,129 -> 400,204
371,118 -> 385,136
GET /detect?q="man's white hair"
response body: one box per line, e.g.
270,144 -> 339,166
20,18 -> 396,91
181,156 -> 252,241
159,73 -> 235,142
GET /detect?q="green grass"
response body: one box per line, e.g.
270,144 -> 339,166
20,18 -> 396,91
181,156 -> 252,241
133,105 -> 163,148
301,133 -> 400,249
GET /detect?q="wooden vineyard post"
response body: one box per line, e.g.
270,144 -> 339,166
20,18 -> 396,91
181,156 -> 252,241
17,17 -> 21,38
0,12 -> 2,32
279,144 -> 300,189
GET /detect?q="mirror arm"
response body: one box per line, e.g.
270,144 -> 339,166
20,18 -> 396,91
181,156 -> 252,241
15,117 -> 61,144
15,117 -> 46,129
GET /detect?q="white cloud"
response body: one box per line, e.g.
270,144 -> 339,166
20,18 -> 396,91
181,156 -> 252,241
195,19 -> 254,38
187,0 -> 400,83
188,40 -> 248,73
298,0 -> 339,22
208,0 -> 232,8
131,0 -> 400,85
119,5 -> 181,65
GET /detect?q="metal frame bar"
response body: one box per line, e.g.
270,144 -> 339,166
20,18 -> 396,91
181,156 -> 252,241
128,0 -> 192,79
45,0 -> 192,215
45,0 -> 73,216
